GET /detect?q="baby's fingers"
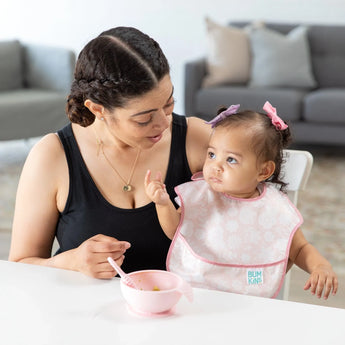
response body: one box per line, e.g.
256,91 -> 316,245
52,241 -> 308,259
324,275 -> 338,298
315,279 -> 326,298
144,170 -> 152,188
155,171 -> 163,183
332,276 -> 339,295
304,272 -> 338,299
145,170 -> 164,186
303,279 -> 311,291
304,274 -> 319,296
322,276 -> 334,299
153,186 -> 169,204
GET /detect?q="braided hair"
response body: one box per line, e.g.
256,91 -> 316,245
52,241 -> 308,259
66,27 -> 170,127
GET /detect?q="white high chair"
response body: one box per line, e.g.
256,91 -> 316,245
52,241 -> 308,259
276,149 -> 314,300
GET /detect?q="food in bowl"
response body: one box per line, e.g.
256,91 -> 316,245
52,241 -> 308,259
120,270 -> 193,315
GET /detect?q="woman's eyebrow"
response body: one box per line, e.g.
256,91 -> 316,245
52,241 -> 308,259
130,86 -> 174,117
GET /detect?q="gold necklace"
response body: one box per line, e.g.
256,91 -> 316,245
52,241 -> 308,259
94,131 -> 141,192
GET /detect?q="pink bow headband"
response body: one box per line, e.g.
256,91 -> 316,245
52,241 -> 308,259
263,101 -> 288,130
205,101 -> 288,130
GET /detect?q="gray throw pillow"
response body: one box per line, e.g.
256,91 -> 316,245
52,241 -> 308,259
0,40 -> 23,91
249,26 -> 316,88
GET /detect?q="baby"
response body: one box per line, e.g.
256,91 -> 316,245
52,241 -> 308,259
145,102 -> 338,299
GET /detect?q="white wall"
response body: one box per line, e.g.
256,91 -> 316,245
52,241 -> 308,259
1,0 -> 345,114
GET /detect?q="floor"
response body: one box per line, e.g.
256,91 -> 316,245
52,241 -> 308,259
0,139 -> 344,309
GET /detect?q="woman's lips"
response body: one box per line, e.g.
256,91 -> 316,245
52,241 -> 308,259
148,133 -> 163,143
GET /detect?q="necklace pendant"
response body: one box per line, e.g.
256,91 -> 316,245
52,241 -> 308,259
123,185 -> 132,192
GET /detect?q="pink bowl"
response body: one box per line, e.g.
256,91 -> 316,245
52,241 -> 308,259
120,270 -> 193,315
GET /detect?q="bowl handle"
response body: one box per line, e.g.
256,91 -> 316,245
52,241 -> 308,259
177,279 -> 193,302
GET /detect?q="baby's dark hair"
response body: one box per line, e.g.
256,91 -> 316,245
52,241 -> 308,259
214,107 -> 292,191
66,26 -> 170,127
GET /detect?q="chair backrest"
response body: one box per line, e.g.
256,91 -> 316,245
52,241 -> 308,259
276,149 -> 313,300
282,149 -> 314,206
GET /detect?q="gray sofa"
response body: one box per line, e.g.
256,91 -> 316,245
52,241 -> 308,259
0,40 -> 76,141
184,23 -> 345,146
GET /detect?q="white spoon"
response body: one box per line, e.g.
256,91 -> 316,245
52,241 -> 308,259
107,257 -> 139,289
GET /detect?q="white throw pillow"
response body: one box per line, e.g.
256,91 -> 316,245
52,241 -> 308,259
249,25 -> 316,88
203,17 -> 251,87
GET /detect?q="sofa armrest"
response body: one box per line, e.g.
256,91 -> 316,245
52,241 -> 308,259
184,58 -> 207,116
23,43 -> 76,93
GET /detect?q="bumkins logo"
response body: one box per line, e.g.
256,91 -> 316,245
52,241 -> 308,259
247,268 -> 264,285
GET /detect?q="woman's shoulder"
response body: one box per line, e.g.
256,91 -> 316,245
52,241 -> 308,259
23,132 -> 66,177
28,133 -> 64,160
16,132 -> 68,208
186,116 -> 212,145
186,115 -> 209,130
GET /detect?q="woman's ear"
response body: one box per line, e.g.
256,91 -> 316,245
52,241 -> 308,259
84,99 -> 104,120
258,160 -> 275,182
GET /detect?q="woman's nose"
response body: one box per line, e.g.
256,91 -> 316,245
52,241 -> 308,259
153,109 -> 170,130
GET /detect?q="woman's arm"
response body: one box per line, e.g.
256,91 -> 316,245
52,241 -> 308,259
185,116 -> 212,173
9,134 -> 130,279
9,134 -> 64,264
289,228 -> 338,299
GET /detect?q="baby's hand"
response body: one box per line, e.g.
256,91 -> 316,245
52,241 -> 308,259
304,264 -> 338,299
144,170 -> 170,205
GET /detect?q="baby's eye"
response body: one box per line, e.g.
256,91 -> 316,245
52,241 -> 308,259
227,157 -> 238,164
208,151 -> 215,159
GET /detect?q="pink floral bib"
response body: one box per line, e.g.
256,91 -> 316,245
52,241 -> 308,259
166,179 -> 303,298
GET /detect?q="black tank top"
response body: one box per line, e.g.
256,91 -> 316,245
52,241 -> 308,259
56,113 -> 192,272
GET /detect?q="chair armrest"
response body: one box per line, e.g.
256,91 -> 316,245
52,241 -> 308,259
184,58 -> 207,116
23,43 -> 76,92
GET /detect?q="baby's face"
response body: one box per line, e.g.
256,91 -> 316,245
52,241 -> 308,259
202,126 -> 265,199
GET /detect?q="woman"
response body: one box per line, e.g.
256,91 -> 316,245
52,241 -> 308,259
9,27 -> 211,278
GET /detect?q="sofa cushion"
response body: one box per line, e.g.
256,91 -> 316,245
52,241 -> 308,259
0,40 -> 23,91
308,25 -> 345,88
202,17 -> 251,87
249,26 -> 316,88
195,86 -> 307,122
23,44 -> 75,91
0,89 -> 68,140
303,89 -> 345,124
292,122 -> 345,145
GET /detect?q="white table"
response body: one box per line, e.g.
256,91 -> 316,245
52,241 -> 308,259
1,260 -> 344,345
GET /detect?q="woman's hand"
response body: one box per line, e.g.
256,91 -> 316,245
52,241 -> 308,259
73,234 -> 131,279
304,264 -> 338,299
144,170 -> 170,205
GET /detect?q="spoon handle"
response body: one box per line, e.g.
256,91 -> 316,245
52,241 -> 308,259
107,257 -> 138,289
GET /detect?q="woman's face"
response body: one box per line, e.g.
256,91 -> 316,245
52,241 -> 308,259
103,74 -> 174,149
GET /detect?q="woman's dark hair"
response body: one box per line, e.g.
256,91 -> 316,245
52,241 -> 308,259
66,27 -> 170,127
214,107 -> 291,191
